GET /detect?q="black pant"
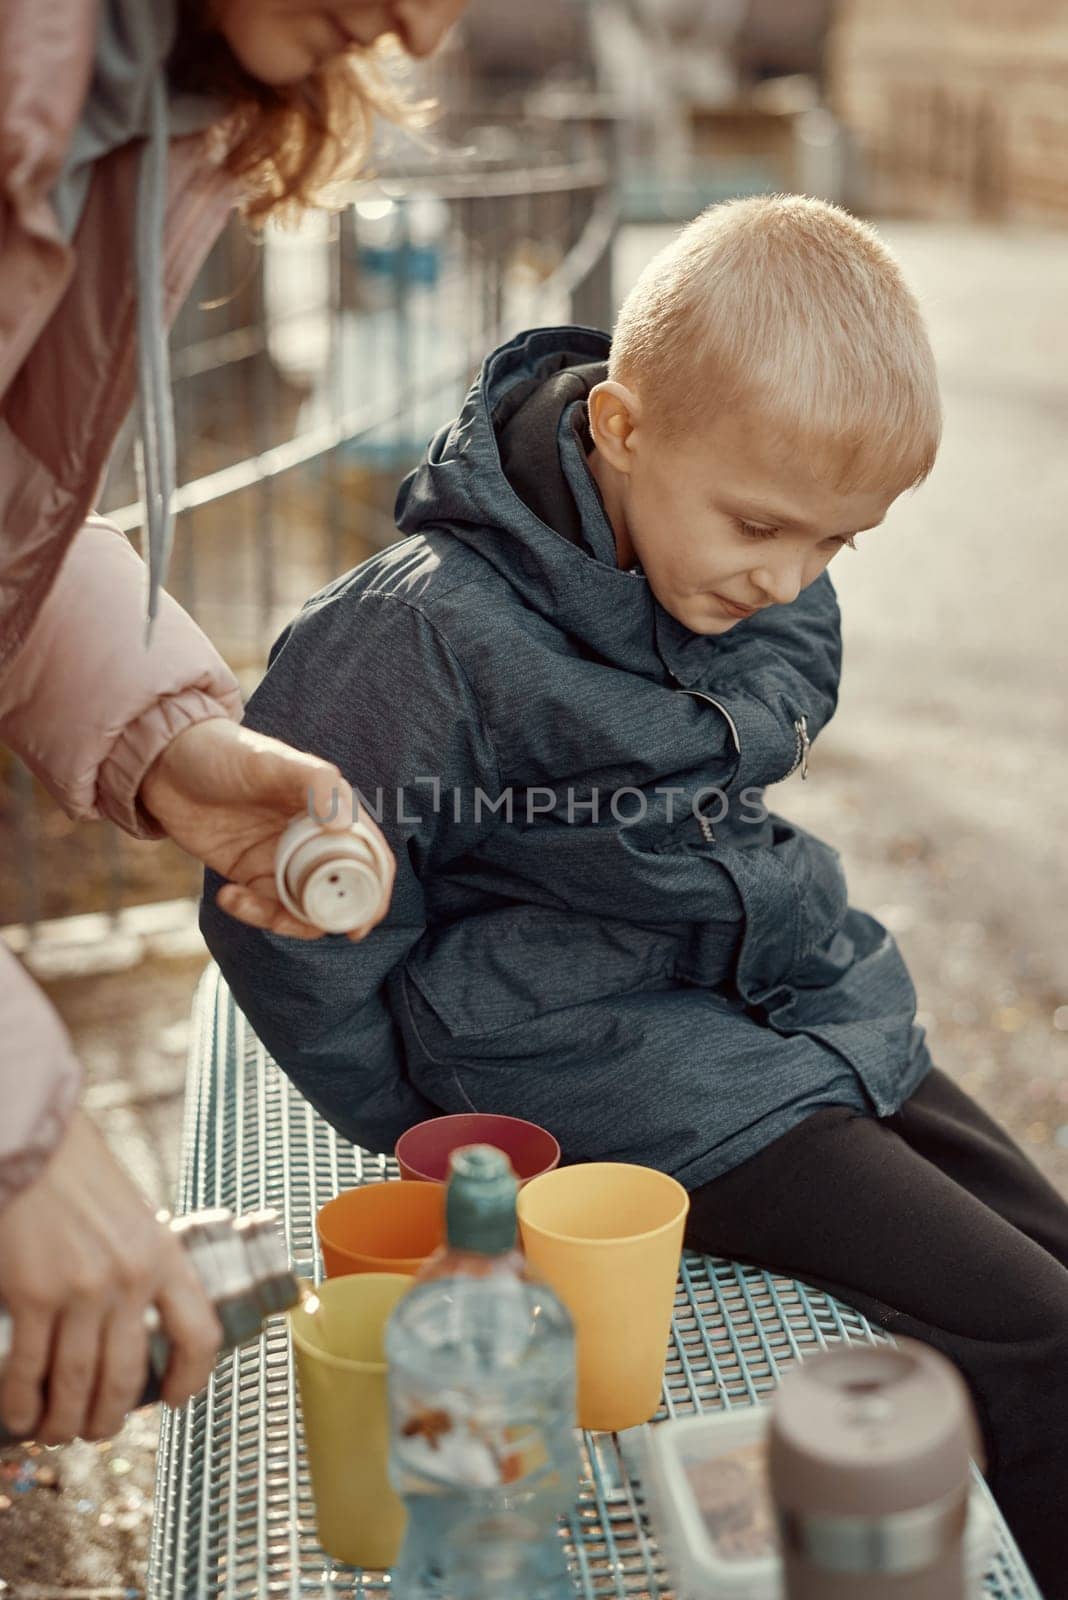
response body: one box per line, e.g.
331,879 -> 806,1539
685,1067 -> 1068,1599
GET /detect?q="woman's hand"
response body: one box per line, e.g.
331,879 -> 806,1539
0,1111 -> 221,1444
139,718 -> 396,940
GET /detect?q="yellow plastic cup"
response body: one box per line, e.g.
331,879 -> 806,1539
517,1163 -> 689,1432
289,1273 -> 412,1568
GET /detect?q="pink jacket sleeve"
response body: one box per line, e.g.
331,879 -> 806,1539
0,515 -> 242,836
0,515 -> 241,1205
0,947 -> 82,1209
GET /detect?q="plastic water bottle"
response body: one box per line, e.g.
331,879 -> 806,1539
386,1145 -> 580,1599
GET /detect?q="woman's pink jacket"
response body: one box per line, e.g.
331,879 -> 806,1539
0,2 -> 242,1206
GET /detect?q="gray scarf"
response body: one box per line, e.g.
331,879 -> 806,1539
51,0 -> 222,642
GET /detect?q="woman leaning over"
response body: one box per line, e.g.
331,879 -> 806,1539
0,0 -> 464,1446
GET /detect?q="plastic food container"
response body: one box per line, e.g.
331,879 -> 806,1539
638,1406 -> 997,1600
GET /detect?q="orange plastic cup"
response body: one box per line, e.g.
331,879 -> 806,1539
316,1180 -> 446,1277
517,1163 -> 689,1432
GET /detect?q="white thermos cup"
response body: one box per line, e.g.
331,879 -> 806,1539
275,813 -> 391,934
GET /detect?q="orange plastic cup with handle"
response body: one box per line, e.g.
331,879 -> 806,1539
517,1162 -> 689,1432
316,1180 -> 445,1277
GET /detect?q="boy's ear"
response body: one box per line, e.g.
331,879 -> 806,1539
588,380 -> 641,474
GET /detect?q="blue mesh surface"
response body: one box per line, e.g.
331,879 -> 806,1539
147,966 -> 1043,1598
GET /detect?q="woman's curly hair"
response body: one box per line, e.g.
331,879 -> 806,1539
170,4 -> 428,226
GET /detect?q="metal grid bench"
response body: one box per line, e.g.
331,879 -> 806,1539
147,964 -> 1043,1598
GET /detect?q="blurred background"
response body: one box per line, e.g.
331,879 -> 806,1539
2,1 -> 1068,1585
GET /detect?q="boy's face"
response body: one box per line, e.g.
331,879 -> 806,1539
588,387 -> 897,635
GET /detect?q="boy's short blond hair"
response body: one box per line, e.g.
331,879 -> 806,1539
609,194 -> 941,495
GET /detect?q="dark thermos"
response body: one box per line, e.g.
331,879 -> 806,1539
768,1338 -> 980,1600
0,1207 -> 300,1445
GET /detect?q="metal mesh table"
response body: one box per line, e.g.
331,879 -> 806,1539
148,965 -> 1043,1598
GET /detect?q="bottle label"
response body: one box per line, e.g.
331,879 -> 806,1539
393,1382 -> 550,1490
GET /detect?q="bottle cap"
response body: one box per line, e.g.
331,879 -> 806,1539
445,1145 -> 519,1255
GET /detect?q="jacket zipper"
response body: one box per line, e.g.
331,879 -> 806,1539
784,714 -> 810,780
678,688 -> 742,753
677,688 -> 738,846
679,687 -> 809,778
696,813 -> 717,845
676,685 -> 810,794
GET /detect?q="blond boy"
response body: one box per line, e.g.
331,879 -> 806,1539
205,197 -> 1068,1593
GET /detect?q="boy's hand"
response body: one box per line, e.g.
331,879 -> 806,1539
139,719 -> 395,941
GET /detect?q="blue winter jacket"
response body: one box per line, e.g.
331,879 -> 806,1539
201,326 -> 931,1188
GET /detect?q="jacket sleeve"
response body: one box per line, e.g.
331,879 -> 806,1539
0,516 -> 242,837
725,569 -> 843,728
0,946 -> 82,1211
493,573 -> 842,933
0,2 -> 95,401
695,570 -> 843,791
199,590 -> 503,1154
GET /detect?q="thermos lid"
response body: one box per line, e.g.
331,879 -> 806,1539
171,1208 -> 257,1303
768,1339 -> 976,1519
275,815 -> 389,933
300,854 -> 381,932
234,1210 -> 301,1317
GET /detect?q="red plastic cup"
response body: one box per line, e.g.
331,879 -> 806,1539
395,1113 -> 561,1187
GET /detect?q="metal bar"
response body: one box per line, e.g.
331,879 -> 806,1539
358,157 -> 607,203
326,213 -> 345,584
249,253 -> 276,648
105,191 -> 618,538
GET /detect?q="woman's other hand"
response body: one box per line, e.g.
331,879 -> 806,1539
0,1111 -> 221,1444
139,719 -> 396,940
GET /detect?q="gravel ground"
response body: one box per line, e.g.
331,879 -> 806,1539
2,218 -> 1067,1595
0,955 -> 200,1599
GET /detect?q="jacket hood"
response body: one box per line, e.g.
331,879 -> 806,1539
395,325 -> 725,687
51,0 -> 175,238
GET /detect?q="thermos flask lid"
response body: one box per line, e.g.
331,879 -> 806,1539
768,1339 -> 977,1520
300,856 -> 381,931
275,815 -> 389,933
235,1211 -> 301,1316
171,1208 -> 257,1303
